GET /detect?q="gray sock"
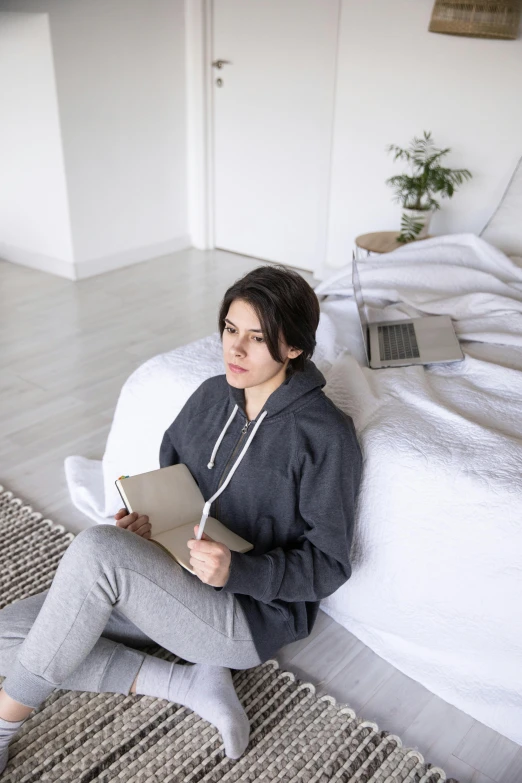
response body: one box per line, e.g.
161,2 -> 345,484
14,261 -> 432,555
135,657 -> 249,759
0,715 -> 27,776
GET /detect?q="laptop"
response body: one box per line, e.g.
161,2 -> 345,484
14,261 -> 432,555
352,257 -> 464,369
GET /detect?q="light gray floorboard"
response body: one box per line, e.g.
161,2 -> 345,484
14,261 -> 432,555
1,249 -> 519,783
453,723 -> 522,783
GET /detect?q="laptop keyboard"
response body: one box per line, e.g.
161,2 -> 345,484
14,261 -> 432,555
378,323 -> 420,361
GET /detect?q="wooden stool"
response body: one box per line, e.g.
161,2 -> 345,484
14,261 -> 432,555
355,231 -> 433,259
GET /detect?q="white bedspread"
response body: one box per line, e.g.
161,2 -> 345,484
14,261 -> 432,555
318,234 -> 522,746
65,233 -> 522,744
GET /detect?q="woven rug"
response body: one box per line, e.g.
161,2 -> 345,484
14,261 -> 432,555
0,485 -> 458,783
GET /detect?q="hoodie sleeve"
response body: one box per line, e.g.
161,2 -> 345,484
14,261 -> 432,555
158,376 -> 226,468
159,428 -> 182,468
217,413 -> 362,603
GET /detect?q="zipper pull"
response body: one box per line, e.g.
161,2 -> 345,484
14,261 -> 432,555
241,421 -> 250,435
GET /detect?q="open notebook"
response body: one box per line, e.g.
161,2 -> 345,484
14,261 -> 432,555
115,464 -> 253,574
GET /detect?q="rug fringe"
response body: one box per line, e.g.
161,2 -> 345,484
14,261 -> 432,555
0,485 -> 75,540
265,658 -> 453,780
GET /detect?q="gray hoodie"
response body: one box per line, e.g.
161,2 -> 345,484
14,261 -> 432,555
159,359 -> 362,663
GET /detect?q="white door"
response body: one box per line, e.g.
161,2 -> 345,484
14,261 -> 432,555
212,0 -> 339,272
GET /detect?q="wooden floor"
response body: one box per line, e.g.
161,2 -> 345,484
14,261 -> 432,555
1,249 -> 520,783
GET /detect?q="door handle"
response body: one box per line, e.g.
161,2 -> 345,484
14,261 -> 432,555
212,59 -> 232,69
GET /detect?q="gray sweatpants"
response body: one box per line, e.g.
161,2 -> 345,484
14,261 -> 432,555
0,524 -> 263,709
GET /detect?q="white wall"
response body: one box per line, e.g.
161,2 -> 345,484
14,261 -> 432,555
2,1 -> 520,279
326,0 -> 522,269
0,12 -> 74,277
0,0 -> 189,279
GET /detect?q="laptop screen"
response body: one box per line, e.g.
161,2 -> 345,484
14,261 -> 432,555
352,257 -> 370,363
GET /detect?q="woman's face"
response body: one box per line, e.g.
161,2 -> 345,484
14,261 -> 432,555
222,298 -> 301,391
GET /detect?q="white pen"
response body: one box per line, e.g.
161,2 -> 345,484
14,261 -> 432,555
196,501 -> 211,540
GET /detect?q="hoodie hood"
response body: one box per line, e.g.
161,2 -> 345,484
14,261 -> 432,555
227,359 -> 327,421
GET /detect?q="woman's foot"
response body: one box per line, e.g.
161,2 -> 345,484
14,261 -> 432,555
0,688 -> 33,775
0,716 -> 28,776
135,659 -> 250,759
173,664 -> 250,760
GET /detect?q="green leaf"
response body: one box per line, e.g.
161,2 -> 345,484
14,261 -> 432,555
386,132 -> 472,208
398,212 -> 425,243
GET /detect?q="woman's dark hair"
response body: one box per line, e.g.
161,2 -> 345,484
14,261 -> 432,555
218,265 -> 320,374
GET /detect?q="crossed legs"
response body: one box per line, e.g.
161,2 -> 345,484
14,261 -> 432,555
0,524 -> 262,760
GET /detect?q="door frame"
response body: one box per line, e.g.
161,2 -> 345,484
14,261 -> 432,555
185,0 -> 215,250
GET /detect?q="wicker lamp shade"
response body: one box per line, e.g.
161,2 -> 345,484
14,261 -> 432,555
429,0 -> 521,39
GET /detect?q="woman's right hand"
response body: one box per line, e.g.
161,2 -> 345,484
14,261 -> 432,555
114,509 -> 152,539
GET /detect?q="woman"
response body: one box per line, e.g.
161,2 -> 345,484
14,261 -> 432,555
0,265 -> 362,770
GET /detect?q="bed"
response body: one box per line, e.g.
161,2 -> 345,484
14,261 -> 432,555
65,232 -> 522,746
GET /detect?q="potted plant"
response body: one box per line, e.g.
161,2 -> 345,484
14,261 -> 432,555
386,131 -> 472,243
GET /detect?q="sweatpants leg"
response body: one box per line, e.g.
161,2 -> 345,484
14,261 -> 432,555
1,525 -> 263,709
0,588 -> 154,697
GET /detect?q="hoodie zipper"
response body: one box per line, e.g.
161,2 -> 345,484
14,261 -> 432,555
213,419 -> 251,520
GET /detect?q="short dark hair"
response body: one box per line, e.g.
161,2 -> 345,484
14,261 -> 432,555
218,265 -> 320,374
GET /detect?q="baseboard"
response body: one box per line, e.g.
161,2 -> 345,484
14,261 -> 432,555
0,236 -> 192,281
74,236 -> 192,279
0,243 -> 76,280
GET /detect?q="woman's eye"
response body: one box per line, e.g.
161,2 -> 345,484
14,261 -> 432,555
225,326 -> 263,342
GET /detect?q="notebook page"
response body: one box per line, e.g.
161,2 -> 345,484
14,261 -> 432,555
152,517 -> 253,573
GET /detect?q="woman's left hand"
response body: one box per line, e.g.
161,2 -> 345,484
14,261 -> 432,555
114,509 -> 152,539
187,525 -> 231,587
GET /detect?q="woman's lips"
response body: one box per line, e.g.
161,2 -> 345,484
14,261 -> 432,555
229,363 -> 248,374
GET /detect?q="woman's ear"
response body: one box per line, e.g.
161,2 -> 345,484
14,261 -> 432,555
287,347 -> 303,359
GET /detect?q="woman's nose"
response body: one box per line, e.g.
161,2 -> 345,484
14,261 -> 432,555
230,337 -> 246,356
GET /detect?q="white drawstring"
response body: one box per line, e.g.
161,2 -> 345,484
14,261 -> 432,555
197,410 -> 268,539
207,404 -> 239,469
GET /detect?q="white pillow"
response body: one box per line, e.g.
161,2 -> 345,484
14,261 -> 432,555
481,156 -> 522,257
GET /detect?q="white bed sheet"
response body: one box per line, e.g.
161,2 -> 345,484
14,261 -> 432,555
65,233 -> 522,744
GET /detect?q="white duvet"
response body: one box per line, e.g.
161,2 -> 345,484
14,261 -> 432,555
65,233 -> 522,745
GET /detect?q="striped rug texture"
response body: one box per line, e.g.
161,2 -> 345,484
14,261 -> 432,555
0,486 -> 457,782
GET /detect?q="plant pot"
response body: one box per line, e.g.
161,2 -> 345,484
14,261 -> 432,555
400,208 -> 434,241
